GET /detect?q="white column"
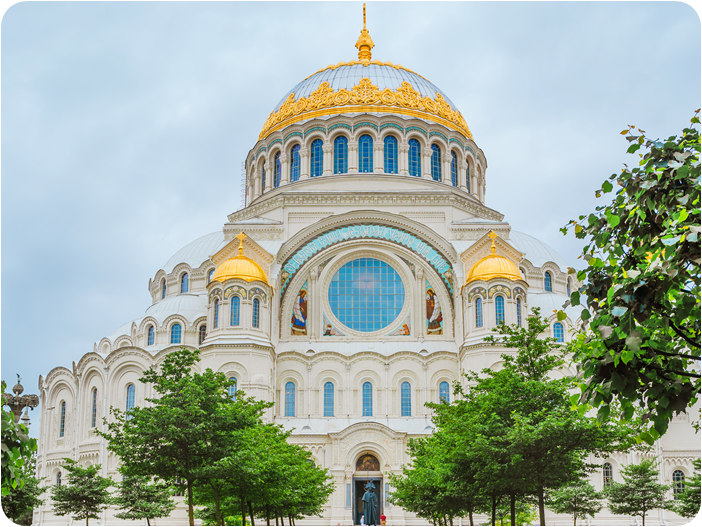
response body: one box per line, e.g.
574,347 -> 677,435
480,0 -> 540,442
422,147 -> 433,180
442,154 -> 451,185
374,143 -> 384,173
300,147 -> 310,180
264,158 -> 272,192
323,143 -> 333,175
348,142 -> 359,172
399,142 -> 409,176
459,161 -> 468,192
279,154 -> 289,186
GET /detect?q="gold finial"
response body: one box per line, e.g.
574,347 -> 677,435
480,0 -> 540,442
235,232 -> 247,256
488,231 -> 498,255
355,3 -> 375,62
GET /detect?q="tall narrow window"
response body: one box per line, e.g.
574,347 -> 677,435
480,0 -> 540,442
408,139 -> 421,177
180,273 -> 189,293
466,165 -> 471,191
285,382 -> 295,416
213,298 -> 219,329
126,384 -> 135,419
91,388 -> 98,428
554,322 -> 564,343
495,296 -> 505,325
161,279 -> 166,299
289,144 -> 301,182
170,323 -> 182,344
516,298 -> 522,327
603,463 -> 613,487
439,381 -> 450,403
252,298 -> 260,328
324,382 -> 334,417
231,296 -> 240,326
431,144 -> 441,181
57,472 -> 62,487
451,151 -> 458,186
310,139 -> 323,177
401,382 -> 411,416
261,163 -> 266,190
59,401 -> 66,438
208,269 -> 215,283
198,324 -> 207,345
274,152 -> 281,187
673,470 -> 685,497
359,134 -> 373,173
384,135 -> 398,174
147,325 -> 154,346
334,135 -> 348,174
545,271 -> 553,292
475,297 -> 483,328
229,377 -> 237,399
362,382 -> 373,417
567,278 -> 571,297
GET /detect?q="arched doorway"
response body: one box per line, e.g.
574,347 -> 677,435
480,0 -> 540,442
353,453 -> 383,525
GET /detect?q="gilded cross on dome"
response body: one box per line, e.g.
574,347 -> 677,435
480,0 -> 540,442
236,232 -> 247,256
355,4 -> 375,61
488,231 -> 498,254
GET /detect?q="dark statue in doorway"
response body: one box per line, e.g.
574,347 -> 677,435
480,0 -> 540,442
362,481 -> 379,525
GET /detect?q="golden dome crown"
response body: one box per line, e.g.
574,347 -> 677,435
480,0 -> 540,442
211,233 -> 268,285
466,232 -> 522,284
355,4 -> 375,61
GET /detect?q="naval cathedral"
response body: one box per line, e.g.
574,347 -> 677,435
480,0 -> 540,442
35,13 -> 698,526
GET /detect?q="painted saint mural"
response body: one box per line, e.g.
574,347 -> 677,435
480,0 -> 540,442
426,282 -> 443,335
291,281 -> 308,335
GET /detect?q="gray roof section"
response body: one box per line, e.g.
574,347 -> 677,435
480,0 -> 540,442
162,231 -> 226,274
509,231 -> 569,272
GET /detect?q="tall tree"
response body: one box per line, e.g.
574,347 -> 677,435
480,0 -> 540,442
670,458 -> 701,519
113,473 -> 176,525
49,458 -> 113,526
563,112 -> 701,440
604,458 -> 670,526
1,381 -> 37,498
546,479 -> 602,526
1,452 -> 44,524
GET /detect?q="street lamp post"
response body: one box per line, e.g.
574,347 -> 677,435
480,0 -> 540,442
3,374 -> 39,425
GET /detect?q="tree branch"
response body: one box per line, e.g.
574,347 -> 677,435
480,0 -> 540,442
669,322 -> 700,349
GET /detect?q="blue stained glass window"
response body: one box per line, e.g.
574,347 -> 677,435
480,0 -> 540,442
603,463 -> 613,486
199,324 -> 206,345
334,135 -> 348,174
274,152 -> 281,187
439,381 -> 450,403
161,279 -> 166,299
362,382 -> 373,417
214,299 -> 219,329
126,384 -> 135,418
554,322 -> 564,343
230,296 -> 240,326
59,402 -> 66,437
57,472 -> 62,486
91,388 -> 98,428
466,165 -> 471,191
384,135 -> 398,174
261,163 -> 266,189
517,298 -> 522,327
229,377 -> 237,399
451,151 -> 458,187
253,298 -> 260,328
673,470 -> 685,496
409,139 -> 421,177
475,297 -> 483,328
328,258 -> 405,332
545,271 -> 553,292
324,382 -> 334,417
208,269 -> 214,283
310,139 -> 323,177
496,296 -> 505,325
290,144 -> 301,182
181,273 -> 189,293
171,323 -> 182,344
147,325 -> 154,346
359,135 -> 373,173
401,382 -> 411,416
431,144 -> 441,181
285,382 -> 295,416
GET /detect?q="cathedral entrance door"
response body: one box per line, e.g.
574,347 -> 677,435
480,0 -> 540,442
353,477 -> 382,526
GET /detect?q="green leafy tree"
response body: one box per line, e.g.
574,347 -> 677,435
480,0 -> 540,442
1,452 -> 44,524
1,381 -> 37,497
49,458 -> 113,526
671,458 -> 701,519
604,458 -> 671,526
563,112 -> 701,440
546,479 -> 602,526
113,473 -> 176,525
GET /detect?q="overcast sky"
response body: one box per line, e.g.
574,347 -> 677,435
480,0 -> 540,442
2,2 -> 699,437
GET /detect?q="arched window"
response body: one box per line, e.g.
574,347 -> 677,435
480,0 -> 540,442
359,134 -> 373,173
673,469 -> 685,496
229,377 -> 237,399
408,139 -> 421,177
496,296 -> 505,325
603,462 -> 613,486
285,382 -> 295,417
208,269 -> 215,284
57,472 -> 62,487
147,325 -> 154,346
59,401 -> 66,438
274,152 -> 281,187
324,382 -> 334,417
544,271 -> 553,292
516,298 -> 522,327
252,298 -> 260,328
401,382 -> 411,416
333,135 -> 348,174
439,381 -> 450,403
180,273 -> 189,293
170,323 -> 182,344
289,144 -> 301,182
230,296 -> 240,326
553,322 -> 564,343
430,144 -> 441,181
198,324 -> 207,345
567,278 -> 571,297
261,163 -> 266,190
466,164 -> 471,191
161,279 -> 166,299
126,384 -> 135,418
213,298 -> 220,329
384,135 -> 398,174
475,297 -> 483,328
451,151 -> 458,187
362,382 -> 373,417
310,139 -> 323,177
91,388 -> 98,428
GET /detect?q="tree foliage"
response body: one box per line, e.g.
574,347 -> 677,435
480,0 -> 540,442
113,473 -> 176,525
1,381 -> 37,498
49,458 -> 113,526
546,479 -> 602,526
1,452 -> 44,524
670,458 -> 701,519
563,113 -> 701,440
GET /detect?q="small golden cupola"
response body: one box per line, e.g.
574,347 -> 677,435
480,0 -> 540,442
211,233 -> 268,284
466,231 -> 522,284
355,4 -> 375,61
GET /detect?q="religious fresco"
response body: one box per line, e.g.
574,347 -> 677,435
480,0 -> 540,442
356,453 -> 380,472
426,280 -> 443,335
322,313 -> 345,336
389,317 -> 411,336
291,281 -> 308,335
